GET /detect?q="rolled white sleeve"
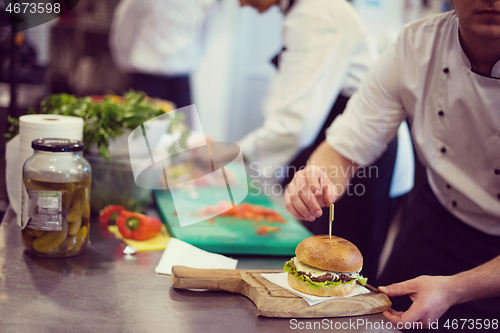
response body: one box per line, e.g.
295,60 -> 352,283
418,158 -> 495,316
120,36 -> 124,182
326,42 -> 407,166
239,1 -> 371,174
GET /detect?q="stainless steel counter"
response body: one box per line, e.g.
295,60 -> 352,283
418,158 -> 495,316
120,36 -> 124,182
0,207 -> 400,333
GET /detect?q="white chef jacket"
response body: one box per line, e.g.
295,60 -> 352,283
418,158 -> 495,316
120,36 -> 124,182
238,0 -> 414,198
109,0 -> 216,75
327,11 -> 500,235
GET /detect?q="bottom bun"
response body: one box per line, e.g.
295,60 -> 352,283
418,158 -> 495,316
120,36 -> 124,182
287,273 -> 355,297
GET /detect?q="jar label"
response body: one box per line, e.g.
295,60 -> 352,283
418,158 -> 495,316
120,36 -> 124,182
21,187 -> 63,231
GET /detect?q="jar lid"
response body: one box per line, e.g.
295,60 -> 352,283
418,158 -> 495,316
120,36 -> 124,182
31,138 -> 84,152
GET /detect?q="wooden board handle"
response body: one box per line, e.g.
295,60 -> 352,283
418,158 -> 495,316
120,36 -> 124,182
171,266 -> 243,293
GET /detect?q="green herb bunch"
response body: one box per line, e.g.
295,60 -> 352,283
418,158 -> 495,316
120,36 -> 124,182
5,90 -> 190,161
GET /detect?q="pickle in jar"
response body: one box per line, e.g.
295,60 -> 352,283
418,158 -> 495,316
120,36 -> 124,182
32,219 -> 69,254
67,186 -> 86,223
69,215 -> 82,236
21,231 -> 34,249
62,188 -> 74,215
24,229 -> 45,238
23,177 -> 91,256
60,226 -> 88,254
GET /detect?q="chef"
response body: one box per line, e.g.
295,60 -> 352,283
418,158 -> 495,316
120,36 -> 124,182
237,0 -> 414,281
109,0 -> 216,111
285,0 -> 500,327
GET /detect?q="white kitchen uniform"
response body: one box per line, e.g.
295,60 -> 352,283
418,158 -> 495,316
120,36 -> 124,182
238,0 -> 414,198
110,0 -> 216,75
327,10 -> 500,235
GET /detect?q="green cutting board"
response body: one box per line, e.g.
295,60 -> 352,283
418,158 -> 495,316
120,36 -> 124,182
154,186 -> 313,256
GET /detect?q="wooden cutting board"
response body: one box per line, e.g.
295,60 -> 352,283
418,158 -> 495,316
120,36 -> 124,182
171,266 -> 392,318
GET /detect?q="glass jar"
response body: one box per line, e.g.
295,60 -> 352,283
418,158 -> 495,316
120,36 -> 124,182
21,138 -> 92,257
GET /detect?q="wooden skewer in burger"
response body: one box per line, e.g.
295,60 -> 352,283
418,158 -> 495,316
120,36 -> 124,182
283,235 -> 368,297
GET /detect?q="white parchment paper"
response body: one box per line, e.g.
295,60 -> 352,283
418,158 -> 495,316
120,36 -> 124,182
261,272 -> 370,306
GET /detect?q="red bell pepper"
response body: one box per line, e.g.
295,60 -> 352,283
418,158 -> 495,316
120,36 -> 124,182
99,205 -> 126,224
116,211 -> 162,241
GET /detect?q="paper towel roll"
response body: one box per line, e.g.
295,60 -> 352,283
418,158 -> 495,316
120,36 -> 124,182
18,114 -> 84,147
6,115 -> 84,218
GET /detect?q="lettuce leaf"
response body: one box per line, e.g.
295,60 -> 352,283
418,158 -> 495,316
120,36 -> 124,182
283,258 -> 368,289
357,277 -> 368,286
283,258 -> 367,290
283,258 -> 294,273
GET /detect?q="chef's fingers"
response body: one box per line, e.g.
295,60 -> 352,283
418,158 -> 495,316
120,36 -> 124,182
383,309 -> 425,329
287,200 -> 312,221
304,167 -> 322,196
296,182 -> 319,220
285,183 -> 314,221
321,181 -> 336,206
382,310 -> 406,327
316,167 -> 337,205
383,299 -> 432,329
284,186 -> 306,220
285,199 -> 304,221
401,302 -> 426,324
290,195 -> 315,221
378,280 -> 416,297
382,309 -> 403,322
300,166 -> 334,207
386,308 -> 404,317
297,182 -> 322,218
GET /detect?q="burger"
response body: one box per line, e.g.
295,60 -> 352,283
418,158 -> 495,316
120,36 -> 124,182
283,235 -> 367,297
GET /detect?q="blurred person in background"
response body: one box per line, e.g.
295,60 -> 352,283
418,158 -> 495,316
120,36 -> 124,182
110,0 -> 217,111
237,0 -> 414,281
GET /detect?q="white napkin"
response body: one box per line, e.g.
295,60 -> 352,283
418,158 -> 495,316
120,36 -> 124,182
155,238 -> 238,275
261,272 -> 370,306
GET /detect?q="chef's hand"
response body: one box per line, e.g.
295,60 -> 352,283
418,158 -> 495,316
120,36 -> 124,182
378,276 -> 456,329
284,166 -> 337,221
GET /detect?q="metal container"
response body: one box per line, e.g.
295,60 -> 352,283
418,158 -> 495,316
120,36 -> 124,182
86,154 -> 152,214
